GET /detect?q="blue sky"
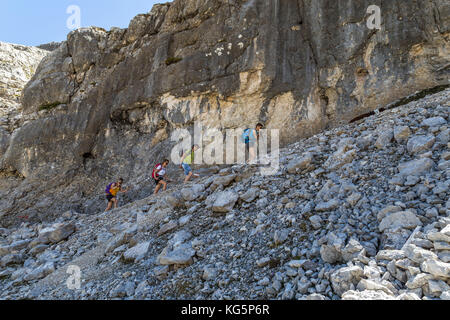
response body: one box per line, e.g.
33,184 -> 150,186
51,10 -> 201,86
0,0 -> 170,46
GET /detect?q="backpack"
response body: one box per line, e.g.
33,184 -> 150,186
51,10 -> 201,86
242,128 -> 254,144
152,164 -> 162,179
105,183 -> 114,195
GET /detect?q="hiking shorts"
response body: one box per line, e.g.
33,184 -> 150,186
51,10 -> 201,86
182,163 -> 192,176
106,195 -> 116,202
154,177 -> 164,185
245,141 -> 256,150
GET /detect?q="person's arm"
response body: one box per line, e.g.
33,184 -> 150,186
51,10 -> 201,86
120,186 -> 130,193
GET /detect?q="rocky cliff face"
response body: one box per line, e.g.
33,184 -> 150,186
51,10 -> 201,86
0,0 -> 449,225
0,89 -> 448,300
0,42 -> 47,144
0,43 -> 48,226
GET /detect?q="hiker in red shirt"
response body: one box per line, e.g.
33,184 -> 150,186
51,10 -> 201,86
152,159 -> 171,195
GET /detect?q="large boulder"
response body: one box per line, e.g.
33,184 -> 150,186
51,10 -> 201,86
320,245 -> 342,264
421,117 -> 447,128
0,253 -> 25,267
342,290 -> 396,300
398,158 -> 435,176
180,184 -> 205,201
375,129 -> 394,149
157,243 -> 196,266
24,262 -> 55,281
320,232 -> 347,263
38,222 -> 76,244
356,279 -> 394,295
393,126 -> 411,143
211,175 -> 237,191
404,244 -> 438,264
376,250 -> 406,261
325,145 -> 356,171
123,242 -> 150,262
421,259 -> 450,279
309,215 -> 323,230
240,187 -> 259,203
330,266 -> 364,296
407,135 -> 436,154
315,199 -> 340,212
157,221 -> 178,237
286,153 -> 313,173
341,239 -> 365,262
274,229 -> 289,246
379,211 -> 422,232
212,190 -> 239,213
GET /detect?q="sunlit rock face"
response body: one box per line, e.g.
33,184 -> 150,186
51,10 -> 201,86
0,42 -> 47,133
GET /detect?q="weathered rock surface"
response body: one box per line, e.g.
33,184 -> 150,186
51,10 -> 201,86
0,42 -> 47,133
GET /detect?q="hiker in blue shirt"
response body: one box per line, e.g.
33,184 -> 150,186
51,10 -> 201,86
242,123 -> 264,164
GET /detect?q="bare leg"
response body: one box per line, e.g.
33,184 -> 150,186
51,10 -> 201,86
105,201 -> 113,212
249,146 -> 257,163
154,183 -> 161,195
161,181 -> 167,191
113,198 -> 118,209
184,172 -> 193,183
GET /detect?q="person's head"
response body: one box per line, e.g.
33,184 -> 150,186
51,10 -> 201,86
117,178 -> 124,186
256,123 -> 264,131
162,159 -> 170,167
192,144 -> 200,151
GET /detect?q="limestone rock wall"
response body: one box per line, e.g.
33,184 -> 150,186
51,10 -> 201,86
0,42 -> 47,149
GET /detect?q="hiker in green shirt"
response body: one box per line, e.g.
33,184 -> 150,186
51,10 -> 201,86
180,144 -> 200,183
